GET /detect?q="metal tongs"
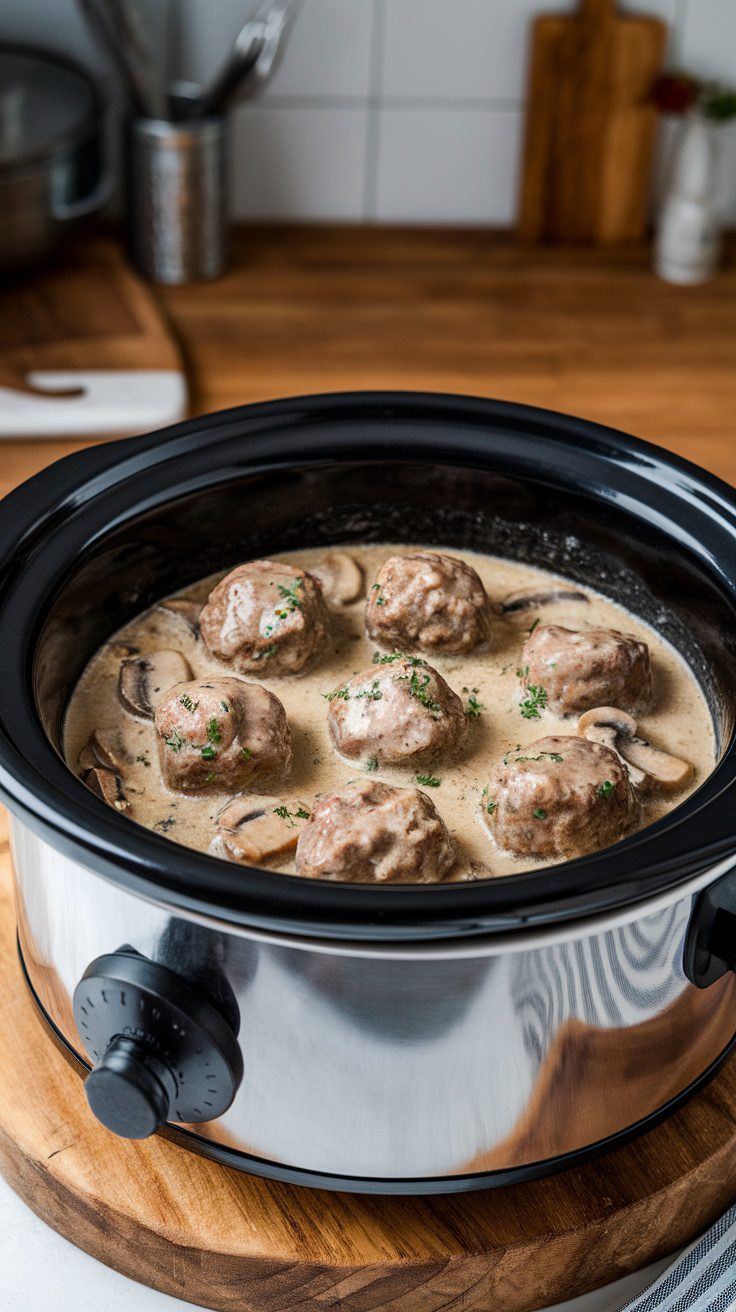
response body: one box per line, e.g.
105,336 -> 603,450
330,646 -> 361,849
78,0 -> 301,121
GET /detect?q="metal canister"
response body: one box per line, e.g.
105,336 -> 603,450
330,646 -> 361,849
126,116 -> 226,284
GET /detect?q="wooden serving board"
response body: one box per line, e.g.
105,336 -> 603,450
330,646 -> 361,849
518,0 -> 667,243
1,831 -> 735,1311
0,235 -> 186,462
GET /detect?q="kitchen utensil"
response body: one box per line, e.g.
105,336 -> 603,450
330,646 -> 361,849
126,116 -> 226,283
77,0 -> 165,119
0,44 -> 110,273
518,0 -> 667,242
192,0 -> 300,119
1,393 -> 736,1191
0,843 -> 734,1309
0,236 -> 186,442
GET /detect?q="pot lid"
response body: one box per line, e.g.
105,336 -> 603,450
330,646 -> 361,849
0,45 -> 98,172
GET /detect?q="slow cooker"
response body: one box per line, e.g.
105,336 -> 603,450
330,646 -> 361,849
1,392 -> 735,1194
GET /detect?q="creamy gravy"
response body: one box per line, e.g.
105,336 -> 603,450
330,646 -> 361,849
63,546 -> 716,880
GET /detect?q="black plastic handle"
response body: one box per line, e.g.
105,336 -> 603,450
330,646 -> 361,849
684,867 -> 736,988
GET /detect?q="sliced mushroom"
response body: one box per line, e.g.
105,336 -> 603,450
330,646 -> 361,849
216,794 -> 310,864
82,766 -> 130,812
500,587 -> 589,614
155,597 -> 201,636
118,649 -> 192,720
310,552 -> 364,605
78,729 -> 126,772
578,706 -> 693,792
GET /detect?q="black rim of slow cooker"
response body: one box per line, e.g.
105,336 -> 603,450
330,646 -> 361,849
0,390 -> 735,942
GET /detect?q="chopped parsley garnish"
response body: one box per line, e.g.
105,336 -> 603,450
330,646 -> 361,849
527,617 -> 540,636
206,717 -> 222,744
253,643 -> 278,661
136,754 -> 150,767
365,756 -> 379,772
179,693 -> 199,713
416,773 -> 441,787
206,772 -> 217,783
165,730 -> 184,752
597,779 -> 615,799
504,748 -> 563,765
273,804 -> 310,828
396,669 -> 442,719
323,685 -> 349,702
355,679 -> 383,701
201,745 -> 217,760
274,577 -> 303,617
465,692 -> 485,719
241,747 -> 253,760
220,700 -> 230,713
533,807 -> 547,820
371,583 -> 386,606
486,799 -> 498,815
372,650 -> 426,667
519,683 -> 548,720
154,816 -> 177,832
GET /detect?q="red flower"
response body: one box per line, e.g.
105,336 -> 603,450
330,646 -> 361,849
651,73 -> 700,114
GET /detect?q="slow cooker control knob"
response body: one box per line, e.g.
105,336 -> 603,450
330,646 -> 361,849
72,949 -> 243,1140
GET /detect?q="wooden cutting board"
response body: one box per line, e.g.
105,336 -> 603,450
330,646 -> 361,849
1,830 -> 736,1312
517,0 -> 667,243
0,235 -> 186,443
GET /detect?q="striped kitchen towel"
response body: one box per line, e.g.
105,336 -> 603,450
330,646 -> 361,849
617,1205 -> 736,1312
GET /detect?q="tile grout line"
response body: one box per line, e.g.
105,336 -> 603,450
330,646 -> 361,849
362,0 -> 386,221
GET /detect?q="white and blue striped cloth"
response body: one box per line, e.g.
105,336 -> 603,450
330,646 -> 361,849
616,1206 -> 736,1312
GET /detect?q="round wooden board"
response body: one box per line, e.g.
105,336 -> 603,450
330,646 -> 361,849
1,830 -> 736,1312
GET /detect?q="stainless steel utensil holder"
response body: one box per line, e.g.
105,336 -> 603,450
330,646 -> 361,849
127,116 -> 226,284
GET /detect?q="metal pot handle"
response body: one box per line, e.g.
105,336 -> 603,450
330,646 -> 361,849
684,866 -> 736,988
50,164 -> 113,222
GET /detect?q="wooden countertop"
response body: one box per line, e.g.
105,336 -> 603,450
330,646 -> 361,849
2,226 -> 735,494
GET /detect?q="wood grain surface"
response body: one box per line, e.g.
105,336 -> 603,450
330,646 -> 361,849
517,0 -> 666,242
1,227 -> 733,499
2,834 -> 736,1311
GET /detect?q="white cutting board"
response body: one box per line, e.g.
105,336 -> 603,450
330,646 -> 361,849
0,238 -> 187,438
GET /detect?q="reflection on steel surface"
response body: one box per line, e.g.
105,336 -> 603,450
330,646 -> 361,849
12,819 -> 736,1180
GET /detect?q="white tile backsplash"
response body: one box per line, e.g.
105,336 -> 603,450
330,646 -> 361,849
681,0 -> 736,81
229,104 -> 368,219
176,0 -> 375,101
2,0 -> 735,225
381,0 -> 574,104
374,107 -> 522,223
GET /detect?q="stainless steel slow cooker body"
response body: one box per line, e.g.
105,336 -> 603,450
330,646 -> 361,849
1,392 -> 736,1194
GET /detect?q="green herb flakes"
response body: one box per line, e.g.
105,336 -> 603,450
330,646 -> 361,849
597,779 -> 615,799
416,774 -> 441,788
396,669 -> 442,719
533,807 -> 547,820
323,685 -> 349,702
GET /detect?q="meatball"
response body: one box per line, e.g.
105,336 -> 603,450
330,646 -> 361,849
520,625 -> 652,717
295,779 -> 456,883
366,551 -> 491,655
483,735 -> 639,861
154,676 -> 290,792
326,657 -> 467,767
199,560 -> 330,676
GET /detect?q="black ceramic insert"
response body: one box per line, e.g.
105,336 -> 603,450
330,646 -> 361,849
0,392 -> 735,939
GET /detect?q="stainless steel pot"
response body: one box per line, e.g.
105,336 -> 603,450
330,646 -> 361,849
1,392 -> 735,1193
0,44 -> 109,273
